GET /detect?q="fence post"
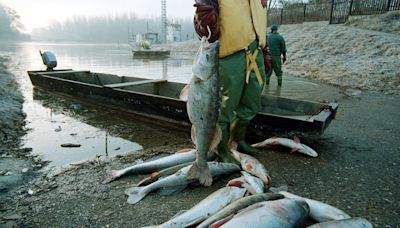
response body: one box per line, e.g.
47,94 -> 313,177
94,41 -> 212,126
303,4 -> 307,22
387,0 -> 392,11
349,0 -> 354,15
329,0 -> 335,24
280,7 -> 284,25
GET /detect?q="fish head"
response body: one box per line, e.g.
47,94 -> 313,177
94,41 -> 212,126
192,38 -> 219,81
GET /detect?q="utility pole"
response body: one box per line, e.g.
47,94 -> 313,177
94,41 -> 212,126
161,0 -> 167,43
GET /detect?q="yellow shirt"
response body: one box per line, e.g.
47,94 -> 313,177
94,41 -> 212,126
218,0 -> 267,58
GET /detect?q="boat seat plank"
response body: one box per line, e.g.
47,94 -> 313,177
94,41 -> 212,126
41,70 -> 90,75
104,79 -> 167,88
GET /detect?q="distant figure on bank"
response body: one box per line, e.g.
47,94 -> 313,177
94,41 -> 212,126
266,24 -> 286,87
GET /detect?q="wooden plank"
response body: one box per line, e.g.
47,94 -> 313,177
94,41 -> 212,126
104,79 -> 167,88
41,70 -> 90,75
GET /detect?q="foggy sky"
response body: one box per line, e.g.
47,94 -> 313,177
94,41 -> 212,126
0,0 -> 195,32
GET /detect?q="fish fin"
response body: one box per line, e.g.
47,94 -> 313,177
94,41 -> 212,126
179,84 -> 190,101
293,136 -> 301,144
187,163 -> 213,187
157,184 -> 187,196
125,186 -> 149,204
191,125 -> 197,145
209,214 -> 234,228
136,172 -> 160,186
209,124 -> 222,151
269,185 -> 289,193
290,148 -> 299,153
176,148 -> 195,153
301,144 -> 319,157
102,170 -> 121,184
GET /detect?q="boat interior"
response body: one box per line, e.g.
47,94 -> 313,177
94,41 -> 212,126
33,70 -> 329,120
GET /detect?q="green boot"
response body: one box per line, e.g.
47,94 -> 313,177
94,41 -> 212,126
231,119 -> 259,155
217,123 -> 237,164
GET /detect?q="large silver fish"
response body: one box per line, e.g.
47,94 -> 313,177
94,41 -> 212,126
197,193 -> 284,228
105,149 -> 208,183
218,198 -> 310,228
151,187 -> 246,228
278,190 -> 351,222
307,217 -> 373,228
185,36 -> 221,186
125,162 -> 240,204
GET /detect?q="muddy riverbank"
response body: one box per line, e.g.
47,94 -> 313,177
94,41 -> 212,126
4,89 -> 398,227
0,56 -> 46,227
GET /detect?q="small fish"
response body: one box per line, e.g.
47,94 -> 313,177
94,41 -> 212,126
105,149 -> 202,183
218,198 -> 309,228
185,36 -> 221,186
152,187 -> 246,228
230,149 -> 272,185
197,193 -> 284,228
125,162 -> 240,204
307,217 -> 373,228
251,136 -> 318,157
278,190 -> 351,222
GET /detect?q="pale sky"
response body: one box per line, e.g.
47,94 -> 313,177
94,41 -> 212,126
0,0 -> 195,32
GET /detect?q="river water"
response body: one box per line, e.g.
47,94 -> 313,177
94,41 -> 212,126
0,41 -> 340,170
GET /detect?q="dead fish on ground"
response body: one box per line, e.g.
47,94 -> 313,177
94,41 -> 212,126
230,149 -> 272,185
183,35 -> 221,187
307,217 -> 373,228
105,149 -> 208,183
149,187 -> 246,228
251,136 -> 318,157
125,162 -> 240,204
274,189 -> 351,222
197,193 -> 284,228
135,162 -> 193,186
240,171 -> 265,195
217,198 -> 309,228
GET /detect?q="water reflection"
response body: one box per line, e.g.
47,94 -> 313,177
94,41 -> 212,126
0,41 -> 340,170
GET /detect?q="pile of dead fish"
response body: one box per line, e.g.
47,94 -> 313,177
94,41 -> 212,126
104,36 -> 372,227
105,145 -> 372,228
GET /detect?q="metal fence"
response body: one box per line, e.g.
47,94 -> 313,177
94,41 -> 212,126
268,1 -> 332,26
267,0 -> 400,26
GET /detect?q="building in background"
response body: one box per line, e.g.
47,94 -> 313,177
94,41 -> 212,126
166,23 -> 181,43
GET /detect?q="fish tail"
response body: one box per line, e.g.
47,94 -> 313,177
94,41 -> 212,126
102,170 -> 121,184
125,186 -> 149,204
188,162 -> 213,187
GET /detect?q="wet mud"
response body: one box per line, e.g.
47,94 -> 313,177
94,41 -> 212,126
2,87 -> 399,227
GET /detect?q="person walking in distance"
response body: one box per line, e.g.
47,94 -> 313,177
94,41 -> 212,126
266,24 -> 286,89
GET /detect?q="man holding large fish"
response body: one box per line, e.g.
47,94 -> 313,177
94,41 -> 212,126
193,0 -> 271,164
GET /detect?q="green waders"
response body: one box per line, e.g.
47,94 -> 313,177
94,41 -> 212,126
217,40 -> 266,162
266,55 -> 283,86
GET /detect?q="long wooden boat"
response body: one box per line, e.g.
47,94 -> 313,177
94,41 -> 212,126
132,50 -> 170,59
27,69 -> 338,138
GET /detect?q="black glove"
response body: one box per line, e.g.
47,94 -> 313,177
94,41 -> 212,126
282,54 -> 287,64
193,2 -> 219,42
